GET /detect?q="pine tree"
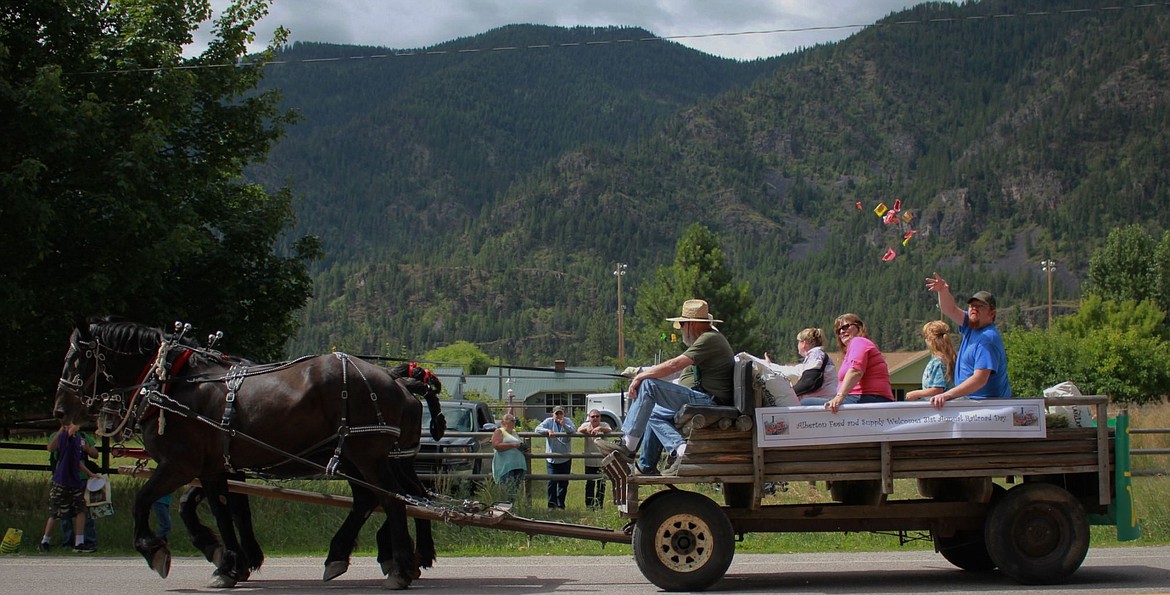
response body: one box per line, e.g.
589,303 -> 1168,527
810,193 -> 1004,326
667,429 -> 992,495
630,224 -> 767,361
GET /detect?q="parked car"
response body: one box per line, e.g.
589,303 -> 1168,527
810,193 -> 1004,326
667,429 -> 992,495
417,400 -> 497,486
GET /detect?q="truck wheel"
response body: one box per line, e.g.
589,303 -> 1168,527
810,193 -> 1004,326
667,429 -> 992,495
985,483 -> 1089,584
934,483 -> 1005,571
936,529 -> 996,571
633,491 -> 734,592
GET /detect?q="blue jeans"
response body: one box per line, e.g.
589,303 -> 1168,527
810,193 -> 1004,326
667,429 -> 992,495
498,469 -> 525,499
638,427 -> 665,472
60,509 -> 96,548
153,498 -> 172,539
545,460 -> 570,508
623,379 -> 715,455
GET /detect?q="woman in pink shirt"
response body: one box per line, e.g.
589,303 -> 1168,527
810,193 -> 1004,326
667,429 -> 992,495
824,313 -> 893,413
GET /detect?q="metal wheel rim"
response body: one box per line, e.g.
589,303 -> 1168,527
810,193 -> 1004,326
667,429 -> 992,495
652,512 -> 714,573
1012,503 -> 1064,558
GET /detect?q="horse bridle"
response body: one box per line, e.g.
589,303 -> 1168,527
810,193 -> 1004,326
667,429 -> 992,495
58,330 -> 170,438
57,336 -> 115,414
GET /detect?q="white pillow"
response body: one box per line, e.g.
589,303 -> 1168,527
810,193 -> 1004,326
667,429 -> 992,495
736,353 -> 800,407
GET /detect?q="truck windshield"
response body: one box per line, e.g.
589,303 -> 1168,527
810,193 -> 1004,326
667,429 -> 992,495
424,407 -> 474,432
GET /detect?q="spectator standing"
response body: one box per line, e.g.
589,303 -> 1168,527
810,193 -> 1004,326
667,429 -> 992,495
39,424 -> 97,553
153,493 -> 173,541
54,430 -> 98,550
490,413 -> 527,499
576,409 -> 612,509
535,406 -> 573,509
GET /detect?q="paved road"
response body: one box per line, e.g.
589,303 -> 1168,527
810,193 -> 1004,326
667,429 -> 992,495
2,547 -> 1169,593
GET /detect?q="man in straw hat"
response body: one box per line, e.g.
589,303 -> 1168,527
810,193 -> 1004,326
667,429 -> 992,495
925,272 -> 1012,408
598,299 -> 734,475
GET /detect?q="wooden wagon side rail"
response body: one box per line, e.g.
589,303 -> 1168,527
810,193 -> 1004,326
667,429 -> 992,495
615,397 -> 1119,514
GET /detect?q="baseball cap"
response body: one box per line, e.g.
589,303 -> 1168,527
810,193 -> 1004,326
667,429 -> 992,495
968,291 -> 997,309
552,406 -> 565,414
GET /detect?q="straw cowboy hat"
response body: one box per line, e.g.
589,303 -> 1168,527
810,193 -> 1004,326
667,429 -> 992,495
665,299 -> 722,330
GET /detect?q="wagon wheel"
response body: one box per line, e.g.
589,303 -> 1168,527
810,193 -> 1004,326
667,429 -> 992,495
633,490 -> 734,592
984,482 -> 1089,584
934,483 -> 1005,571
936,529 -> 997,571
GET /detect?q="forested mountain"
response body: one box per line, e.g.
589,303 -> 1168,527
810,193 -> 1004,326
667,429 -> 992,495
253,1 -> 1170,365
251,26 -> 777,265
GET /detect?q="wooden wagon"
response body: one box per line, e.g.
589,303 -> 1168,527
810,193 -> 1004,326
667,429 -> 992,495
603,360 -> 1140,591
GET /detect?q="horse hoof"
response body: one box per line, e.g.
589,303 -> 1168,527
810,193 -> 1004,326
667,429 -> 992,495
323,560 -> 349,581
151,547 -> 172,579
208,574 -> 237,589
382,570 -> 410,590
236,568 -> 251,582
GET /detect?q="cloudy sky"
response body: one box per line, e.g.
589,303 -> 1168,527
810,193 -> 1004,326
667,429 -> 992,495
198,0 -> 940,61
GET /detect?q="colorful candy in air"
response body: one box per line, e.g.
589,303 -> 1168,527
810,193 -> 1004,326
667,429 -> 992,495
855,198 -> 919,261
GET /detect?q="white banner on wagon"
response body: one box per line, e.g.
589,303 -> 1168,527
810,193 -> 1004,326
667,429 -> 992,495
756,399 -> 1046,448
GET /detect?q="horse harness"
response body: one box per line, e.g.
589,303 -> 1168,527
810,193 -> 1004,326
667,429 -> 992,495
72,327 -> 411,478
59,323 -> 482,518
167,350 -> 409,475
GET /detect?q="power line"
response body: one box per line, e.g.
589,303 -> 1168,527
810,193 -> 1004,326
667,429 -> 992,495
68,3 -> 1170,75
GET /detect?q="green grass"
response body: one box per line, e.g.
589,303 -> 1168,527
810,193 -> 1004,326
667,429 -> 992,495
3,418 -> 1168,558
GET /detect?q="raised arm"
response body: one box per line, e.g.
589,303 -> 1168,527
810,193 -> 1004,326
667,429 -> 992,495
926,272 -> 965,327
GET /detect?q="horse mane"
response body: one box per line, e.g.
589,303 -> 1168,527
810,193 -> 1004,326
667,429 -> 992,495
88,318 -> 167,355
88,317 -> 216,366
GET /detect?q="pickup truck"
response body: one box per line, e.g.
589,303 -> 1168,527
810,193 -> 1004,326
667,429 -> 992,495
585,392 -> 625,428
602,359 -> 1140,591
417,400 -> 497,486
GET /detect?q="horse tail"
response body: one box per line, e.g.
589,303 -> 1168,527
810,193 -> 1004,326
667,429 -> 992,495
422,386 -> 444,441
388,362 -> 446,441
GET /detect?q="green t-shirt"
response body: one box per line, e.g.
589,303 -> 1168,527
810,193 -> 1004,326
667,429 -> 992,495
678,330 -> 734,405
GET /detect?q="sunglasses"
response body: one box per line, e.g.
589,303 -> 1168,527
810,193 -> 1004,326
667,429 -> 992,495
836,323 -> 858,335
589,415 -> 600,419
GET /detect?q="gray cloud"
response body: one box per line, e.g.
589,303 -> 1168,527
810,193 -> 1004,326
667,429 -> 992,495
193,1 -> 933,60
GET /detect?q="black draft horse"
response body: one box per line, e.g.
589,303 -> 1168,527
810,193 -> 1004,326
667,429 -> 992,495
52,320 -> 443,589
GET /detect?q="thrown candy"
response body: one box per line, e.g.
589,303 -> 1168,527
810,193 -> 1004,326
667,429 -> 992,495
873,202 -> 888,217
882,247 -> 897,261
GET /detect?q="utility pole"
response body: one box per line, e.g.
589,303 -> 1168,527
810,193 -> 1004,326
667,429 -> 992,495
1041,259 -> 1056,329
614,262 -> 627,361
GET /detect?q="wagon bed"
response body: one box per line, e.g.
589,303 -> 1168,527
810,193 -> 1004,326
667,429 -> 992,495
601,359 -> 1139,591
